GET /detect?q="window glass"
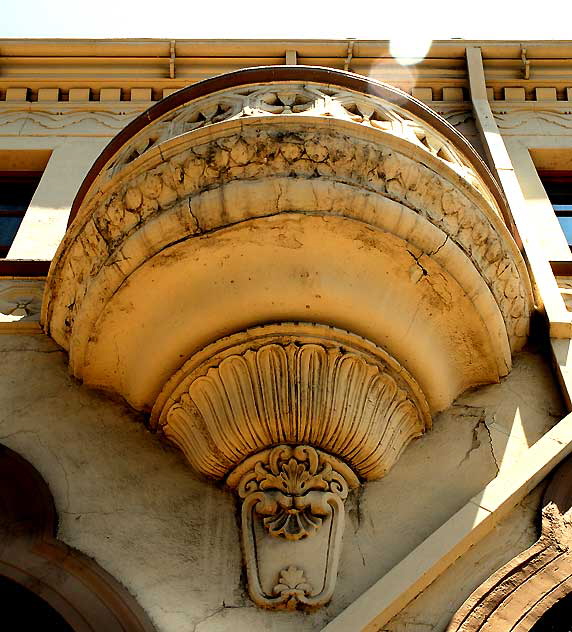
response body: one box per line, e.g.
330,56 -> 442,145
0,172 -> 42,257
539,173 -> 572,249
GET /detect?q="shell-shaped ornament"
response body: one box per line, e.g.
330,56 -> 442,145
153,324 -> 431,482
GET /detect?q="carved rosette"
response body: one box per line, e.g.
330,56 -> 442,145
152,323 -> 431,609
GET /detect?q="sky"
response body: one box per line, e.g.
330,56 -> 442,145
2,0 -> 572,40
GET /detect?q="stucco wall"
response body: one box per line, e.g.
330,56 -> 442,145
0,333 -> 563,631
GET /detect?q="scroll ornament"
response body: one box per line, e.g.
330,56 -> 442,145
235,445 -> 351,541
227,444 -> 359,608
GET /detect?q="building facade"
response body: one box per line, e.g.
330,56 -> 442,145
2,39 -> 572,631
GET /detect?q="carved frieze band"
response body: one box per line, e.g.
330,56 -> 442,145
493,107 -> 572,134
0,108 -> 141,136
54,124 -> 528,349
0,280 -> 44,323
153,324 -> 431,481
103,83 -> 476,182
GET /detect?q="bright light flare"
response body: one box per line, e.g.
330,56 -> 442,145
390,37 -> 433,66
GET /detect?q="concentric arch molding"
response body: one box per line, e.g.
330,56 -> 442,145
151,323 -> 431,481
42,66 -> 533,414
447,457 -> 572,632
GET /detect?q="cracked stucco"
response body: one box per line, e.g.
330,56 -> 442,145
0,334 -> 564,631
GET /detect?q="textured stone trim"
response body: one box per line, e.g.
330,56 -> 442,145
45,119 -> 530,355
65,66 -> 509,228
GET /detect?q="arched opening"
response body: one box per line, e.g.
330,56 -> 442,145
0,575 -> 74,631
0,444 -> 156,632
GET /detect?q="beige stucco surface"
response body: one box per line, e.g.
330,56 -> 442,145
0,332 -> 562,631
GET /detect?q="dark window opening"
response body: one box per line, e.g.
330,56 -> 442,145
530,592 -> 572,632
0,574 -> 74,631
539,171 -> 572,250
0,171 -> 43,258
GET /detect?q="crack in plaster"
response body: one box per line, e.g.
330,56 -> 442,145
381,622 -> 434,632
456,406 -> 500,474
187,197 -> 201,231
406,249 -> 429,282
479,417 -> 500,475
428,234 -> 449,257
0,429 -> 40,440
192,603 -> 246,632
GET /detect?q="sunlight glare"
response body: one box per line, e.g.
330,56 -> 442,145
390,37 -> 433,66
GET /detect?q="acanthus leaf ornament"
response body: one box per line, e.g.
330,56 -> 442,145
236,445 -> 349,541
272,567 -> 313,610
228,444 -> 358,609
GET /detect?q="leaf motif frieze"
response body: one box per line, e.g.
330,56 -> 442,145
235,445 -> 351,541
102,83 -> 476,179
0,109 -> 140,134
492,107 -> 572,134
0,280 -> 44,323
57,125 -> 528,349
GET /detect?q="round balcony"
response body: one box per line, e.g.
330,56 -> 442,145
43,66 -> 532,473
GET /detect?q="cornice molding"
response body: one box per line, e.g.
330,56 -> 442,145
45,117 -> 529,364
3,41 -> 572,102
43,68 -> 532,414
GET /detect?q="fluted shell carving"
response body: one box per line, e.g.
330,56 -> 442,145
155,326 -> 431,481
